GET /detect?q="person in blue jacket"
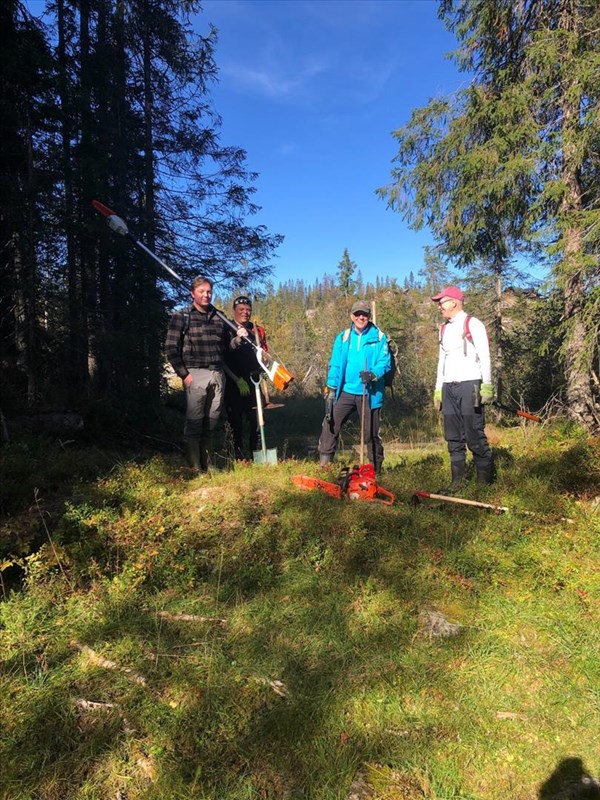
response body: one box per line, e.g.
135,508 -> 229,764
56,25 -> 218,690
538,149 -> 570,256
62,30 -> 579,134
318,300 -> 391,473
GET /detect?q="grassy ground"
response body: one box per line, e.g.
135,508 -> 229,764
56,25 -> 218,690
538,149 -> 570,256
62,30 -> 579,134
0,404 -> 599,799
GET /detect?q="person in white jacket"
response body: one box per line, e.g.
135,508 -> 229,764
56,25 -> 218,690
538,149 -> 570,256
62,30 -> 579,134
432,286 -> 493,488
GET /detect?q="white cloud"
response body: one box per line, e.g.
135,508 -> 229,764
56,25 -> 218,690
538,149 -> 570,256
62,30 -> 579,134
222,57 -> 327,99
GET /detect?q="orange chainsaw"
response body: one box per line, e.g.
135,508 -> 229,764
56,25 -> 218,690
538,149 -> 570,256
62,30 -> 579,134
293,463 -> 394,505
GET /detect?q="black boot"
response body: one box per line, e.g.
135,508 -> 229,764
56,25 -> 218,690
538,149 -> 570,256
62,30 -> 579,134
439,460 -> 466,494
451,461 -> 467,487
184,439 -> 203,473
476,462 -> 493,485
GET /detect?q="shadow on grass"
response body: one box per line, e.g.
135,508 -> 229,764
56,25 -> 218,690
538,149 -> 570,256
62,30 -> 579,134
539,757 -> 600,799
522,440 -> 600,495
1,435 -> 598,798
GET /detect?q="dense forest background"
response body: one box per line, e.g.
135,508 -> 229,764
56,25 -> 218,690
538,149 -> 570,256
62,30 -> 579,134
1,0 -> 598,435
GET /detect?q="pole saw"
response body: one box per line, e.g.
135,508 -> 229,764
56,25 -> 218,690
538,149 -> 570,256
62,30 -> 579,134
412,491 -> 573,522
91,200 -> 294,391
493,401 -> 541,423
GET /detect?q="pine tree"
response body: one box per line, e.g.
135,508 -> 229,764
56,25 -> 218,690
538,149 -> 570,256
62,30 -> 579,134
336,248 -> 358,299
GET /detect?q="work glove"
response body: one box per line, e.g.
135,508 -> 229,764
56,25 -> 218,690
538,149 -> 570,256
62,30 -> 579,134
236,377 -> 250,397
480,383 -> 493,405
360,370 -> 376,385
433,388 -> 442,412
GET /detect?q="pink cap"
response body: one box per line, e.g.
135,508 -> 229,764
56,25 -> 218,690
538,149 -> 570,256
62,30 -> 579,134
431,286 -> 464,302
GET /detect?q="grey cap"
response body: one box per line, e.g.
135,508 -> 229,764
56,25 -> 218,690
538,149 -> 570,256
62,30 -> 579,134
351,300 -> 371,315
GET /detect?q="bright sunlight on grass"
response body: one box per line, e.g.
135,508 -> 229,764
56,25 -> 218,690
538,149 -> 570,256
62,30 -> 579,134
1,422 -> 598,799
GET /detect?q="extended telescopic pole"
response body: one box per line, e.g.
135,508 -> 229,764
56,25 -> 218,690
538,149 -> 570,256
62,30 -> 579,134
91,200 -> 293,390
412,491 -> 573,522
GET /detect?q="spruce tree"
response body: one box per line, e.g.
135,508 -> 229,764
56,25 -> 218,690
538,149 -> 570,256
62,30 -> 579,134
380,0 -> 599,430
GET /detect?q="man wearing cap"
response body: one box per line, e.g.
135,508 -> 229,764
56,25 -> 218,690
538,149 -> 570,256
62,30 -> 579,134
432,286 -> 493,488
318,300 -> 391,472
166,276 -> 248,472
224,295 -> 269,460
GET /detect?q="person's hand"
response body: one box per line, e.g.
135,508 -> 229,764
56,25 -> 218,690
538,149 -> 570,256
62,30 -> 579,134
433,388 -> 442,412
236,326 -> 249,338
480,383 -> 493,404
360,370 -> 376,384
324,386 -> 335,397
236,377 -> 250,397
183,374 -> 193,388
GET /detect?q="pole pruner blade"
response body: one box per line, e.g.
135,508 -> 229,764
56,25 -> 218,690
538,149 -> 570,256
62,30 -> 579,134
92,200 -> 129,237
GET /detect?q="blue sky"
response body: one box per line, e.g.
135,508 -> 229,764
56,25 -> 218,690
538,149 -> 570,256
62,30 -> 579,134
194,0 -> 466,287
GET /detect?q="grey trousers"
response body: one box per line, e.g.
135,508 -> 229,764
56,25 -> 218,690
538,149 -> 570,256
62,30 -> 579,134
318,390 -> 384,470
442,380 -> 492,467
183,368 -> 225,443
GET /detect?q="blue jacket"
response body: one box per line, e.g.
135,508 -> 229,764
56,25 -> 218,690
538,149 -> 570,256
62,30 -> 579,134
325,322 -> 391,410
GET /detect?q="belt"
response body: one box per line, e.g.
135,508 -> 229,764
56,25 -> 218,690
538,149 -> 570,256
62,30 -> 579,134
196,364 -> 222,370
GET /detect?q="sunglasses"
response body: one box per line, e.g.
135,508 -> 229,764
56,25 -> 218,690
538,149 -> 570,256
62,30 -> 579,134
353,311 -> 370,318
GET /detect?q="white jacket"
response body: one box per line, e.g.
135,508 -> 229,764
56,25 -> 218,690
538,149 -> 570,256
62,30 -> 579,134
435,310 -> 491,388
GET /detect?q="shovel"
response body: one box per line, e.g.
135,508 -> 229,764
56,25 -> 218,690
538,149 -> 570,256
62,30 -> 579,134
251,375 -> 278,465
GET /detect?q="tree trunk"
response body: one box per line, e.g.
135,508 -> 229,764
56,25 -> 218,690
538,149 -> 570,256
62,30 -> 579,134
559,3 -> 599,432
493,263 -> 503,402
58,0 -> 87,400
141,5 -> 162,400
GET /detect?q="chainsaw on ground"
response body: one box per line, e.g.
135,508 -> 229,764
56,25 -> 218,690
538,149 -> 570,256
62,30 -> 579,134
293,463 -> 395,505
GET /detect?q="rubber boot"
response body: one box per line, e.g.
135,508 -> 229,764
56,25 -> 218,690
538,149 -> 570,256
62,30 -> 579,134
476,462 -> 493,485
450,460 -> 467,488
200,435 -> 214,473
184,439 -> 202,473
439,460 -> 466,494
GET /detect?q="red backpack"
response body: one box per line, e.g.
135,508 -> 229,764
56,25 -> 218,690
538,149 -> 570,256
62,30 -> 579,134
439,314 -> 491,355
439,315 -> 473,356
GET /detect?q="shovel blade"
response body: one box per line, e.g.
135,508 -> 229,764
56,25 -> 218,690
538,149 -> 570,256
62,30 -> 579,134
253,447 -> 278,465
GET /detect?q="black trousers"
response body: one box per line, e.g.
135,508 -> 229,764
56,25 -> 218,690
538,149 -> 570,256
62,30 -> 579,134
224,378 -> 260,456
318,390 -> 383,470
442,380 -> 492,467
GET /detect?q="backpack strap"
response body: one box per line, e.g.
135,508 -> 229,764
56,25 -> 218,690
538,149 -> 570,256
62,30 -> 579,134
439,316 -> 473,355
255,323 -> 268,351
439,322 -> 447,345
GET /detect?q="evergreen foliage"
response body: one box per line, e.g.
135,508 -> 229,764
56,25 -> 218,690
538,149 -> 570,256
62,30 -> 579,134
0,1 -> 281,413
379,0 -> 600,432
336,248 -> 358,298
220,278 -> 561,419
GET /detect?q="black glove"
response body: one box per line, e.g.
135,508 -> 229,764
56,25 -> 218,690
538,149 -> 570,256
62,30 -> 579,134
360,370 -> 376,385
324,389 -> 335,422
